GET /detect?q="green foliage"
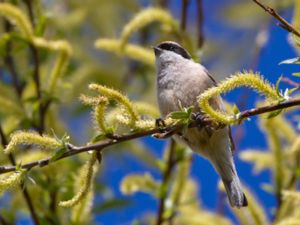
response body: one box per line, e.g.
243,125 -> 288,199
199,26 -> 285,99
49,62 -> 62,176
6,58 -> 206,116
0,1 -> 299,225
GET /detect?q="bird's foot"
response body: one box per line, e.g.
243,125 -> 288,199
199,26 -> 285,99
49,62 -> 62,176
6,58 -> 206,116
155,118 -> 166,130
153,118 -> 174,139
191,112 -> 225,132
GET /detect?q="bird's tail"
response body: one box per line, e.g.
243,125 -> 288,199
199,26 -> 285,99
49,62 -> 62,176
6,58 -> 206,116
209,146 -> 248,207
221,174 -> 248,208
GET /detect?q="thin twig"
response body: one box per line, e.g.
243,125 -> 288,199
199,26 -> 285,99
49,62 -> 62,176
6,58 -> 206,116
3,20 -> 22,97
0,215 -> 11,225
180,0 -> 189,31
238,97 -> 300,120
0,124 -> 40,225
23,0 -> 44,133
281,77 -> 300,89
155,139 -> 177,225
196,0 -> 204,48
0,97 -> 299,175
23,0 -> 35,27
159,0 -> 169,8
3,2 -> 42,224
252,0 -> 300,38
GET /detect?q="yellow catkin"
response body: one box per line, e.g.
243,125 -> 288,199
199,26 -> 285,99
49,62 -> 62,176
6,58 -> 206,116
198,71 -> 281,124
239,150 -> 273,173
0,171 -> 26,193
33,38 -> 72,93
272,116 -> 297,144
93,98 -> 114,134
134,102 -> 160,118
4,131 -> 61,154
291,137 -> 300,154
116,115 -> 155,130
59,153 -> 97,207
0,96 -> 23,116
282,190 -> 300,202
95,39 -> 154,66
89,84 -> 139,127
71,183 -> 94,224
0,3 -> 33,39
120,173 -> 158,195
79,95 -> 103,106
119,8 -> 179,49
293,0 -> 300,32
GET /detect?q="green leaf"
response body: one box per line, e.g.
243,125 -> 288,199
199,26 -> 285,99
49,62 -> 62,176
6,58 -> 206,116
292,72 -> 300,77
296,165 -> 300,178
91,133 -> 107,143
275,76 -> 282,97
169,111 -> 189,120
267,109 -> 283,119
288,87 -> 298,95
50,147 -> 67,162
185,106 -> 194,116
15,162 -> 23,172
93,198 -> 132,213
279,57 -> 300,65
232,104 -> 240,115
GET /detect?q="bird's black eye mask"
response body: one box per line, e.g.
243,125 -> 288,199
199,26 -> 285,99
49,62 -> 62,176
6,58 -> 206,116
157,42 -> 192,60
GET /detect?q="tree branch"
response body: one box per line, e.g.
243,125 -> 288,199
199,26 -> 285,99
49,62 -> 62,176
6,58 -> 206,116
0,124 -> 40,225
155,139 -> 177,225
3,20 -> 22,97
2,2 -> 42,224
0,97 -> 299,175
180,0 -> 189,31
281,77 -> 300,89
238,97 -> 300,120
252,0 -> 300,38
23,0 -> 44,134
196,0 -> 204,48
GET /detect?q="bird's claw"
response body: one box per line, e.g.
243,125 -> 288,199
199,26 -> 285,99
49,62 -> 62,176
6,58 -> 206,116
155,118 -> 166,127
191,112 -> 225,132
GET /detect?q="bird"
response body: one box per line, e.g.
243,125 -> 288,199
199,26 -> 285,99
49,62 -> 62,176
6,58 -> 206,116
153,41 -> 248,208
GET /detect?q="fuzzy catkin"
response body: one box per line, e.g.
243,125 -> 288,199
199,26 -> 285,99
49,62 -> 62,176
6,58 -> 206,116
59,153 -> 97,207
198,72 -> 281,124
4,131 -> 61,154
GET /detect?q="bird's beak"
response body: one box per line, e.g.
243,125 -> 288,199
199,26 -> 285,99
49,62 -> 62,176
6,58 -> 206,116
153,46 -> 162,56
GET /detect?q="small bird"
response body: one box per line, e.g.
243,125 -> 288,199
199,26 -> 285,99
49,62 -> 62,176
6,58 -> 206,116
153,41 -> 247,208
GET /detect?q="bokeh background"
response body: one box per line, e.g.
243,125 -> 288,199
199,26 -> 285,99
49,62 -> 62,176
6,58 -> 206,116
1,0 -> 300,225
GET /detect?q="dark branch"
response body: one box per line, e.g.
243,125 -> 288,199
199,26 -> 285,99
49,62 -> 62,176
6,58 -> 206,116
196,0 -> 204,48
23,0 -> 44,134
281,77 -> 300,89
3,20 -> 23,97
238,97 -> 300,120
0,97 -> 299,175
180,0 -> 189,31
252,0 -> 300,38
0,124 -> 40,225
155,139 -> 177,225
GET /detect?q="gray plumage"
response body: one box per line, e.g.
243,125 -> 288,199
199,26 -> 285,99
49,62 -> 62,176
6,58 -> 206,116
154,41 -> 247,208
